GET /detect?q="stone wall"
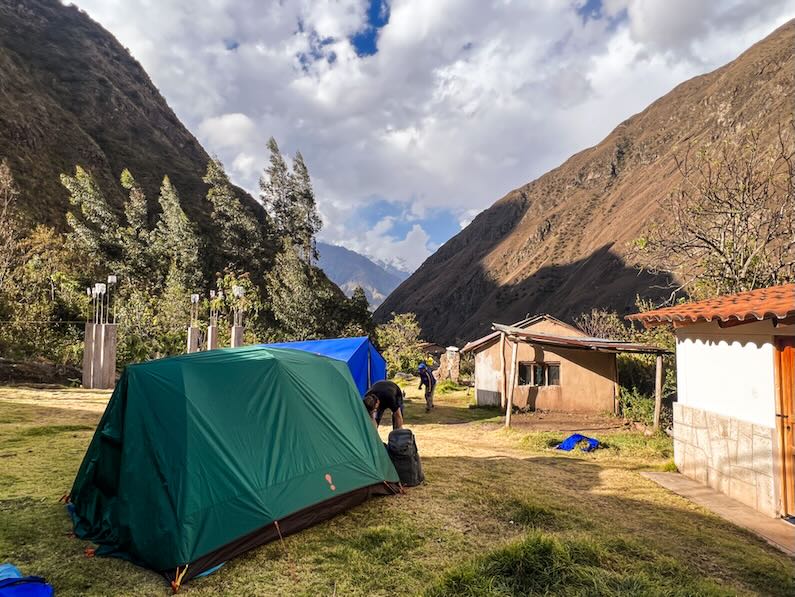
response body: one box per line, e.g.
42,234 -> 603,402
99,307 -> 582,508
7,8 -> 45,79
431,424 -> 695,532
673,403 -> 777,517
435,348 -> 460,383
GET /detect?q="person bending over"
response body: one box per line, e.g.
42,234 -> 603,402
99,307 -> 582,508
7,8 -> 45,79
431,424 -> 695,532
363,380 -> 404,430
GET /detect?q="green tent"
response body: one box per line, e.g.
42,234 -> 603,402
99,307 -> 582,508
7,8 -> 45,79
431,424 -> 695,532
69,346 -> 399,587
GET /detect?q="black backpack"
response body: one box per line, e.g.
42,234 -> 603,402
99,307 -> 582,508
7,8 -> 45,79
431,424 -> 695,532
386,429 -> 424,487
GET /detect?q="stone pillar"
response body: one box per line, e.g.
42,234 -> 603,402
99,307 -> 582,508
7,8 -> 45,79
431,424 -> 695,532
231,325 -> 244,348
436,346 -> 461,382
207,325 -> 219,350
97,324 -> 118,390
446,346 -> 460,383
91,326 -> 104,389
82,322 -> 96,389
186,326 -> 201,353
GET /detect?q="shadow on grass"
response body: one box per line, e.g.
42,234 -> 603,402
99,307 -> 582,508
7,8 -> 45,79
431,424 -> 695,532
418,455 -> 794,597
401,402 -> 502,426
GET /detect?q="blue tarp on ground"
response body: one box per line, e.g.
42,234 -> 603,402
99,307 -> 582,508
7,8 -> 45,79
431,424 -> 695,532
260,337 -> 386,397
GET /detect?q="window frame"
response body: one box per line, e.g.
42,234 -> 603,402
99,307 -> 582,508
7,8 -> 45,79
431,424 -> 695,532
516,361 -> 561,387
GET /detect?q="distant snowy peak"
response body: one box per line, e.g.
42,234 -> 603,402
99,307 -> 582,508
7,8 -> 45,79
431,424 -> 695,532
317,242 -> 410,308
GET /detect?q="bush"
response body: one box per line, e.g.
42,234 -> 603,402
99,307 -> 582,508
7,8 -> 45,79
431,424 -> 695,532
375,312 -> 427,376
618,386 -> 672,429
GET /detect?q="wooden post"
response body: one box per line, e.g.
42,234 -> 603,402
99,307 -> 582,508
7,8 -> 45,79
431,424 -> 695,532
499,332 -> 506,409
505,339 -> 518,428
612,354 -> 620,416
653,354 -> 663,429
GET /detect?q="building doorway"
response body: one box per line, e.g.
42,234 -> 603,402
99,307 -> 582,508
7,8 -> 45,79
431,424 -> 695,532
775,337 -> 795,517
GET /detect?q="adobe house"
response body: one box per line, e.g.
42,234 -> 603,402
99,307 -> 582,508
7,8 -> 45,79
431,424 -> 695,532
628,284 -> 795,518
461,315 -> 667,416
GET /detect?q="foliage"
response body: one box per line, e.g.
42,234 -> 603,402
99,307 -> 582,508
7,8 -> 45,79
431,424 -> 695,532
203,158 -> 267,280
289,151 -> 322,263
576,299 -> 676,400
376,312 -> 427,376
575,308 -> 631,340
0,159 -> 20,289
0,147 -> 370,370
260,138 -> 322,263
266,243 -> 367,341
152,176 -> 204,291
618,386 -> 672,429
0,226 -> 88,364
117,169 -> 155,289
61,165 -> 123,273
633,130 -> 795,298
459,351 -> 475,381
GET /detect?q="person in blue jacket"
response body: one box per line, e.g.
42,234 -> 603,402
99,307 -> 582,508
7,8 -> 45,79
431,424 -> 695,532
418,362 -> 436,412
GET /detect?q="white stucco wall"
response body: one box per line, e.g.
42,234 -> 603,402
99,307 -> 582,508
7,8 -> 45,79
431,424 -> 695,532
475,350 -> 500,392
675,320 -> 794,429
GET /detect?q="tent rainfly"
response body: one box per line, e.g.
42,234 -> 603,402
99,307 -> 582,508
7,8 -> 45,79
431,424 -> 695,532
261,336 -> 386,396
68,346 -> 399,589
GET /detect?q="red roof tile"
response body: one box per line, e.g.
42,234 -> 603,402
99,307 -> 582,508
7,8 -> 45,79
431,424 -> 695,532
626,284 -> 795,327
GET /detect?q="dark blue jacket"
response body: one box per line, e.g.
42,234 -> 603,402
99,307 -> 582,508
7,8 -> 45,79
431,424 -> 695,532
418,368 -> 436,390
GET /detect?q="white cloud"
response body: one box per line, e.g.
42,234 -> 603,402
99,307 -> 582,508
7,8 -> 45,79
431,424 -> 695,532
71,0 -> 795,271
198,113 -> 257,149
353,219 -> 433,272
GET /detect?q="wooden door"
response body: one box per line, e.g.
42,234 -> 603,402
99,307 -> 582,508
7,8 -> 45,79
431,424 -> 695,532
775,337 -> 795,516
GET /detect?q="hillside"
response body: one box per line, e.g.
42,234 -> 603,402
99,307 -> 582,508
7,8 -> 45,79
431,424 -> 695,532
0,0 -> 256,234
375,20 -> 795,345
317,242 -> 409,308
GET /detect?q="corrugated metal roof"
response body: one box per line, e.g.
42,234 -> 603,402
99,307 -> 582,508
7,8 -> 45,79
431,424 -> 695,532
461,314 -> 583,353
626,284 -> 795,327
484,324 -> 670,354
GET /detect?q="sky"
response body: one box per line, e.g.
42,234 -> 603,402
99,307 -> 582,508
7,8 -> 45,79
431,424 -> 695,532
69,0 -> 795,272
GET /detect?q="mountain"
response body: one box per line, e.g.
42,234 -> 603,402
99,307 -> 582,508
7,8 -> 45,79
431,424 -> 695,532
375,20 -> 794,345
0,0 -> 257,234
317,242 -> 409,308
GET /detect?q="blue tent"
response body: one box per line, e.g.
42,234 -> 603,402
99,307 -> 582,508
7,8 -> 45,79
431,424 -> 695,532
260,337 -> 387,397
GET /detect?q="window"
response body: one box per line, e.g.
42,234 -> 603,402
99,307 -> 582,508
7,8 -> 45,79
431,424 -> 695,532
517,362 -> 561,387
547,363 -> 560,386
518,362 -> 533,386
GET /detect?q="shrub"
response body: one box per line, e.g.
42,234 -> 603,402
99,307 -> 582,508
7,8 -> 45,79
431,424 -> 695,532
375,312 -> 427,375
618,386 -> 672,429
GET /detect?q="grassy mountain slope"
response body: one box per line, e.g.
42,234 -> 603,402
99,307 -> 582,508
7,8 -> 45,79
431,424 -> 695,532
375,20 -> 794,344
0,0 -> 256,235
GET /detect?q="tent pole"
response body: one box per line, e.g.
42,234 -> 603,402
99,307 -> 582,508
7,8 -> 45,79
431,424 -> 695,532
505,339 -> 518,428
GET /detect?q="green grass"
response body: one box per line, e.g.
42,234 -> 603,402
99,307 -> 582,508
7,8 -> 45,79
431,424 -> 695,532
0,385 -> 792,596
435,379 -> 468,394
426,532 -> 734,597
